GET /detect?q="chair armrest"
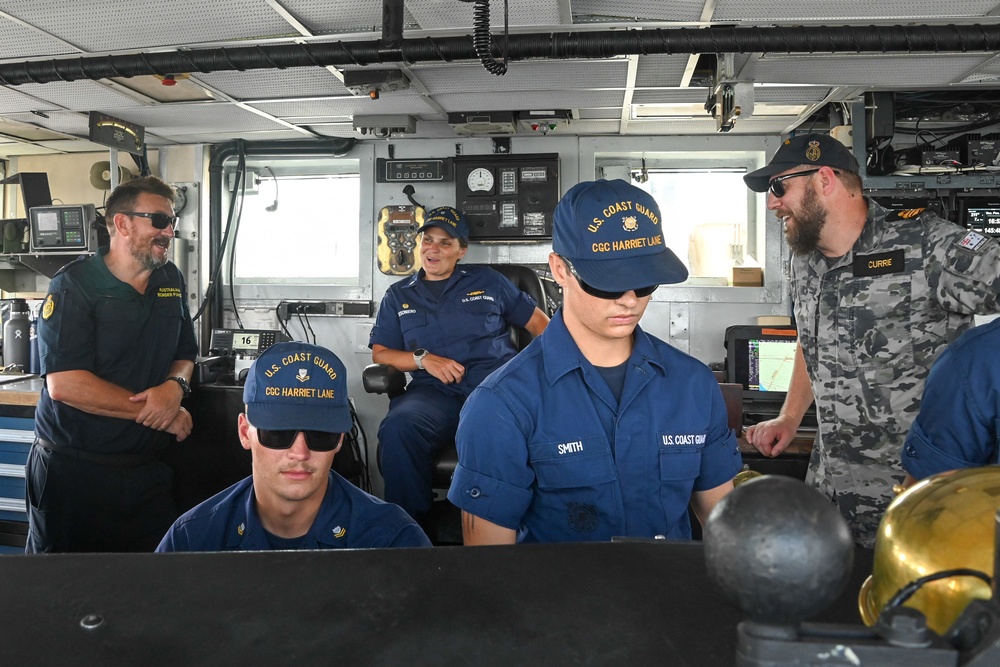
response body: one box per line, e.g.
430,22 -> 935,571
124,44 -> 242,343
362,363 -> 407,397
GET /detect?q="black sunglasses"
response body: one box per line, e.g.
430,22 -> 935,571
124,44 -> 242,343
562,257 -> 658,300
254,427 -> 343,452
121,210 -> 179,230
767,168 -> 839,198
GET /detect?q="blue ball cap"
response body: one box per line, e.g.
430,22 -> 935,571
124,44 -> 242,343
552,179 -> 688,291
243,341 -> 352,434
417,206 -> 469,241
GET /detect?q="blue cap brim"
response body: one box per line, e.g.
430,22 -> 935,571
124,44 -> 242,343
246,402 -> 353,434
570,247 -> 689,291
417,221 -> 466,240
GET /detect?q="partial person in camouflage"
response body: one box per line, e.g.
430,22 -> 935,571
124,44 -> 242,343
742,133 -> 1000,548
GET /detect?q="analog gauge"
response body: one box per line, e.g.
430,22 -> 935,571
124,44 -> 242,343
467,167 -> 495,193
172,185 -> 188,215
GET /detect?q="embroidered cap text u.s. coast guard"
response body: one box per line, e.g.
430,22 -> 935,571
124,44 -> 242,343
553,179 -> 688,291
243,341 -> 352,433
417,206 -> 469,242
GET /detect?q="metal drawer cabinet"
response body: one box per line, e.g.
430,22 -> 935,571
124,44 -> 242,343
0,416 -> 35,554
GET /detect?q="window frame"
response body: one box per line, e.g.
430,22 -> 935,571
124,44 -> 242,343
219,145 -> 375,303
583,135 -> 784,305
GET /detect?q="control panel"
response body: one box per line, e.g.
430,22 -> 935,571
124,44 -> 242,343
455,153 -> 559,241
28,204 -> 97,252
209,329 -> 290,357
375,158 -> 453,183
376,205 -> 423,275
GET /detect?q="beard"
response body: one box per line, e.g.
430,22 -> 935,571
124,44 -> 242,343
784,185 -> 828,256
128,235 -> 169,271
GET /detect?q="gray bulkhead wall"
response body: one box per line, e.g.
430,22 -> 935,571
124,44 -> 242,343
221,134 -> 791,495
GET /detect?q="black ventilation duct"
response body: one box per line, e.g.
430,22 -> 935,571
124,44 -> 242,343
0,24 -> 998,86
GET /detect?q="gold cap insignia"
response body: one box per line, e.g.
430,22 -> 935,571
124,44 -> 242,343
805,140 -> 821,162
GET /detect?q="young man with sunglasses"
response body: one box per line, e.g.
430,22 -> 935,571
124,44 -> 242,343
743,133 -> 1000,547
28,176 -> 197,553
448,179 -> 742,545
157,342 -> 430,551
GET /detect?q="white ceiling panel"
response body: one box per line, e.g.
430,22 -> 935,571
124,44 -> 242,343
634,55 -> 692,88
408,0 -> 565,30
3,110 -> 89,136
0,143 -> 63,156
714,0 -> 1000,21
632,89 -> 711,105
0,86 -> 63,114
435,90 -> 627,113
160,130 -> 310,144
413,60 -> 629,94
572,1 -> 704,22
280,0 -> 386,34
579,108 -> 626,119
750,54 -> 995,86
13,80 -> 149,112
958,54 -> 1000,83
0,0 -> 296,51
250,94 -> 441,118
196,68 -> 351,101
107,104 -> 292,136
0,18 -> 77,59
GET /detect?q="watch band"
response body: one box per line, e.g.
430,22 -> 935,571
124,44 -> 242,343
167,376 -> 191,398
413,348 -> 427,370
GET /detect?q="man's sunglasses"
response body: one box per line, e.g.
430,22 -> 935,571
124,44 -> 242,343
121,210 -> 179,230
254,426 -> 343,452
562,257 -> 658,300
767,168 -> 839,198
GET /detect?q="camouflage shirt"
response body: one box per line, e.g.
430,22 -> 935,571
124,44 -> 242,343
791,199 -> 1000,547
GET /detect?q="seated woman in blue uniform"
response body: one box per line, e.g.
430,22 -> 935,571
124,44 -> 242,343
902,316 -> 1000,486
368,206 -> 549,525
157,342 -> 430,551
448,180 -> 743,544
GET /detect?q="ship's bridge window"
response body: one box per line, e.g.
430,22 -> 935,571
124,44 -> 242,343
596,151 -> 764,288
219,149 -> 375,303
231,170 -> 360,284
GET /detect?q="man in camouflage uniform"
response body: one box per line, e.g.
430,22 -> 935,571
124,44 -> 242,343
743,133 -> 1000,547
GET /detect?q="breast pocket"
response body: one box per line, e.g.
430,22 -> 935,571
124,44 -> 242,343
95,299 -> 139,364
450,299 -> 505,344
848,274 -> 913,369
398,312 -> 428,345
658,445 -> 702,527
529,436 -> 618,536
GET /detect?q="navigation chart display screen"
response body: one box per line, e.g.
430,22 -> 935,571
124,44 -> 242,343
747,338 -> 797,392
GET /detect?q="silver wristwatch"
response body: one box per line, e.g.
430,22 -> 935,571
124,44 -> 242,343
413,348 -> 428,370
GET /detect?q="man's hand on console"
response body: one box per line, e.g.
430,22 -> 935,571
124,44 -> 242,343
744,414 -> 800,457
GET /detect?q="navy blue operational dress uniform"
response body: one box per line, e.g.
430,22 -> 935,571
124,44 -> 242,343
902,317 -> 1000,480
31,240 -> 197,552
369,206 -> 541,524
157,342 -> 430,551
449,180 -> 742,544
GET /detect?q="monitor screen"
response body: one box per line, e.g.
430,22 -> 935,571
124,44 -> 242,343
725,325 -> 798,400
747,338 -> 797,392
961,199 -> 1000,237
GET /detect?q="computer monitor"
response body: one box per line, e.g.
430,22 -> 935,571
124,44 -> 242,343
958,195 -> 1000,237
725,325 -> 798,401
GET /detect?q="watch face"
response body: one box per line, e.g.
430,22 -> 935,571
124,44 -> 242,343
466,167 -> 495,193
